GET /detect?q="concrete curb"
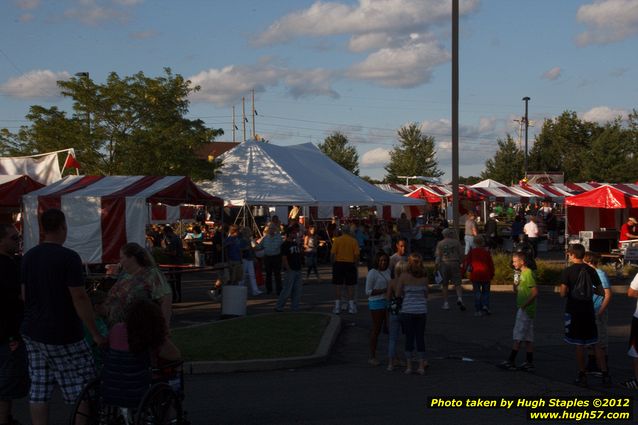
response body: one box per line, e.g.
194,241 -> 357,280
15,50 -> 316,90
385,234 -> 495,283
184,312 -> 342,374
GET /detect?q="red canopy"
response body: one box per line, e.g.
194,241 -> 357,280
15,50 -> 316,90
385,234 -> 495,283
406,187 -> 442,204
564,185 -> 638,209
0,175 -> 44,208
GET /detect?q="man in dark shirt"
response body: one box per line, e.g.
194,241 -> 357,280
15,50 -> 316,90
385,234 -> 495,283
559,243 -> 603,387
0,224 -> 28,425
163,225 -> 184,302
275,229 -> 304,312
21,209 -> 105,424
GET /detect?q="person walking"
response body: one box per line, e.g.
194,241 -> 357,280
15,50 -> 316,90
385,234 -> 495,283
463,235 -> 495,316
303,225 -> 320,280
559,243 -> 604,387
583,251 -> 612,383
365,252 -> 390,366
21,209 -> 105,425
330,226 -> 360,314
275,229 -> 304,312
398,253 -> 429,375
163,225 -> 184,302
435,228 -> 466,311
257,224 -> 283,295
240,227 -> 262,296
464,211 -> 478,255
386,261 -> 408,371
0,224 -> 28,425
624,272 -> 638,389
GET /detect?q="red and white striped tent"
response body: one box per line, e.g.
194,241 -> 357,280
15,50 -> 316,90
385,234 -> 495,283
565,184 -> 638,235
22,176 -> 222,264
0,175 -> 44,208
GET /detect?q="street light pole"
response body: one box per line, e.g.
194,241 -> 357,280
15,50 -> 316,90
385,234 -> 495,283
522,96 -> 530,176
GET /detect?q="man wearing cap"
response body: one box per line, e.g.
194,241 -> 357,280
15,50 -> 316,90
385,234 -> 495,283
619,217 -> 638,247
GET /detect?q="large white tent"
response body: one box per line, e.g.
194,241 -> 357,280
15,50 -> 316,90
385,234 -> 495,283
199,141 -> 419,213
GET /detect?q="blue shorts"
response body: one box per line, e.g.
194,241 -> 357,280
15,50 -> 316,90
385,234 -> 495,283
368,299 -> 388,311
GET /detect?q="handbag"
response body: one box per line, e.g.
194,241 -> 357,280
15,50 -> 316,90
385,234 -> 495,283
388,295 -> 403,315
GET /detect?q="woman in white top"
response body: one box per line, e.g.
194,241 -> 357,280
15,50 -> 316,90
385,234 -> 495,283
365,252 -> 391,366
398,253 -> 429,375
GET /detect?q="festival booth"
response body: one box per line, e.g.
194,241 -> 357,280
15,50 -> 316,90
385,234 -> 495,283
564,184 -> 638,254
198,141 -> 419,224
0,175 -> 44,208
0,175 -> 45,224
22,175 -> 222,264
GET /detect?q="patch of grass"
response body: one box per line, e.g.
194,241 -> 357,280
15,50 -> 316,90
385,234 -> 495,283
491,253 -> 564,285
171,313 -> 330,362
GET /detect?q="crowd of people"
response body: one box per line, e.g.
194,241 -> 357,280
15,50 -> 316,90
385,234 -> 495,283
0,209 -> 181,425
3,205 -> 638,424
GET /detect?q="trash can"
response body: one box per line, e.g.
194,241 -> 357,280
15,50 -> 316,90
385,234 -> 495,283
221,285 -> 247,317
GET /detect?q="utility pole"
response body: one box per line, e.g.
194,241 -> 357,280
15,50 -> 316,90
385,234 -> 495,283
232,106 -> 236,142
451,0 -> 460,232
523,96 -> 530,175
242,96 -> 246,142
251,88 -> 256,139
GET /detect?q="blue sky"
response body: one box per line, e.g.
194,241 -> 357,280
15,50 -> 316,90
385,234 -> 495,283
1,0 -> 637,181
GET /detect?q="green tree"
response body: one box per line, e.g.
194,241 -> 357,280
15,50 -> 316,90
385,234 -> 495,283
527,111 -> 601,181
1,68 -> 223,178
582,120 -> 638,182
384,123 -> 443,183
481,135 -> 524,184
459,175 -> 482,185
318,132 -> 359,175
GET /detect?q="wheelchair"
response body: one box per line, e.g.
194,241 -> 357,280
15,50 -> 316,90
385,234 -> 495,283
69,349 -> 188,424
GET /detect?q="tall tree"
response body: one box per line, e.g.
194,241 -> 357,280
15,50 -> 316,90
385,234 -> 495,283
0,68 -> 223,178
384,123 -> 442,183
481,135 -> 524,184
527,111 -> 601,181
582,120 -> 638,182
318,131 -> 359,175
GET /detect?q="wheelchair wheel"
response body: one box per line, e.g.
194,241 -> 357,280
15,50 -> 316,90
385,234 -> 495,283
134,383 -> 183,425
69,377 -> 101,425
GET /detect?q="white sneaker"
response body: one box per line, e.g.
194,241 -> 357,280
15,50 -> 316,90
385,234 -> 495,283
348,301 -> 357,314
442,301 -> 450,310
332,301 -> 341,314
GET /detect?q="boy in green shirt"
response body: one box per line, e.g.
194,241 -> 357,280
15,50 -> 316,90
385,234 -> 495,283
500,252 -> 538,371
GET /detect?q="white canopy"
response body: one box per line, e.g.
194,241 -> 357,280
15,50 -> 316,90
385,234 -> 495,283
199,141 -> 419,207
471,179 -> 507,188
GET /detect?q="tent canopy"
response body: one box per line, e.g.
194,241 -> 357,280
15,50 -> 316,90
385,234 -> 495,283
471,179 -> 506,188
200,141 -> 418,207
406,187 -> 443,204
0,175 -> 44,208
565,184 -> 638,209
22,175 -> 221,263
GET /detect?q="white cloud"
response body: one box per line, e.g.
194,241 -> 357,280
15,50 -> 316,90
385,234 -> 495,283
188,63 -> 339,106
188,65 -> 284,106
580,106 -> 628,123
478,117 -> 497,133
348,33 -> 392,52
541,66 -> 561,80
0,70 -> 69,99
347,41 -> 449,87
253,0 -> 479,47
284,69 -> 339,99
576,0 -> 638,46
15,0 -> 39,10
361,147 -> 391,166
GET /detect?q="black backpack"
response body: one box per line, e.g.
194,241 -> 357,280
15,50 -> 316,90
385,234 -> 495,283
571,267 -> 601,301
